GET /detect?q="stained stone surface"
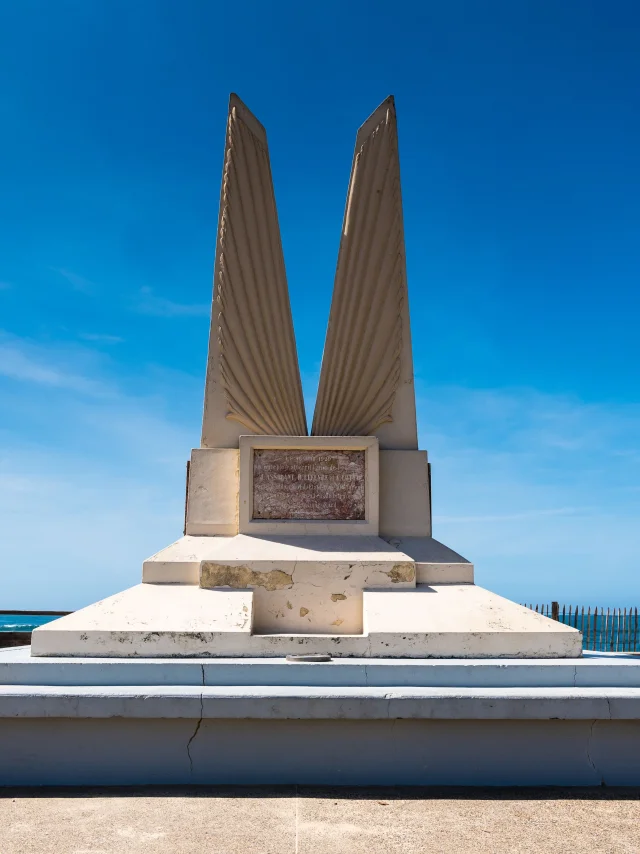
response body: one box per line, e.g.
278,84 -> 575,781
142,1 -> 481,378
252,449 -> 365,521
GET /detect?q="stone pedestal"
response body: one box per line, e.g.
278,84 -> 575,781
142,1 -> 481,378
31,435 -> 581,659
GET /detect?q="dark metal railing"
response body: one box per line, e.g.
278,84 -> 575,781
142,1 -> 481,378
524,603 -> 640,652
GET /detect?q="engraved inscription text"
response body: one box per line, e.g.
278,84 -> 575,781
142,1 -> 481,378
252,449 -> 365,521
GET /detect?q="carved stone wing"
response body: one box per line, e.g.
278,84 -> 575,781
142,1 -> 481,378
201,94 -> 308,447
311,97 -> 417,447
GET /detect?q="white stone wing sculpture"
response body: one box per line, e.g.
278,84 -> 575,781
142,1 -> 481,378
312,97 -> 418,448
201,95 -> 308,447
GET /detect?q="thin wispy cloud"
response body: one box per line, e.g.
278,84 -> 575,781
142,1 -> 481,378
0,447 -> 187,609
0,334 -> 199,608
0,333 -> 111,396
0,281 -> 12,290
52,267 -> 98,295
134,286 -> 209,318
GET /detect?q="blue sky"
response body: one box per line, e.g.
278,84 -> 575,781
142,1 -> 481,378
1,0 -> 638,609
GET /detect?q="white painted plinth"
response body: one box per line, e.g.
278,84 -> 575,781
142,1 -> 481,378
1,649 -> 639,786
142,535 -> 472,585
31,582 -> 581,659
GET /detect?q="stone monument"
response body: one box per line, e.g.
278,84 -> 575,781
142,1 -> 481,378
31,95 -> 580,658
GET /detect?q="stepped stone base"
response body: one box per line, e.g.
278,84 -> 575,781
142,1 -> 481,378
148,534 -> 417,634
30,534 -> 580,659
31,582 -> 581,659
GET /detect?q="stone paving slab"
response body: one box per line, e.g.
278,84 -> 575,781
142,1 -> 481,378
0,787 -> 639,854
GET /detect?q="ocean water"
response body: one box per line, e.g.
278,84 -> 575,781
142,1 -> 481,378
0,614 -> 60,632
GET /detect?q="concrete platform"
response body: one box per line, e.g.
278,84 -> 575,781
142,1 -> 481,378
0,649 -> 639,785
30,583 -> 581,658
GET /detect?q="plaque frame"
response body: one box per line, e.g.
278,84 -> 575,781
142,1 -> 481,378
238,435 -> 379,536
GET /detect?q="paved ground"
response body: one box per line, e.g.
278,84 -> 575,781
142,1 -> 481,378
1,787 -> 639,854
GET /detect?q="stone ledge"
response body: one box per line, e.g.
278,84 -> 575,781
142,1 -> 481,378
142,535 -> 474,586
385,536 -> 474,583
2,648 -> 638,689
142,534 -> 414,585
1,684 -> 640,720
29,583 -> 582,658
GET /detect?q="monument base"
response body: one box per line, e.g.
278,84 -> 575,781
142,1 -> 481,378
1,648 -> 639,785
31,569 -> 580,661
30,535 -> 580,659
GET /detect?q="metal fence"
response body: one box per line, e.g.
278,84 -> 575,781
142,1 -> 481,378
524,603 -> 640,652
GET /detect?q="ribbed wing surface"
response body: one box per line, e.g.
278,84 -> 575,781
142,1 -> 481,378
204,94 -> 307,441
312,97 -> 407,438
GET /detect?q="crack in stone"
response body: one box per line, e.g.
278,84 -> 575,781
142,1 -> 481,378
585,719 -> 603,784
186,664 -> 205,775
390,714 -> 399,740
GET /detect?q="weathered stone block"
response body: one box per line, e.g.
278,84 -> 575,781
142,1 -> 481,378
185,448 -> 238,536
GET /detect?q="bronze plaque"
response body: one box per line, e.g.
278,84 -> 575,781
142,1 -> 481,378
252,449 -> 366,521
